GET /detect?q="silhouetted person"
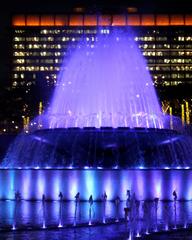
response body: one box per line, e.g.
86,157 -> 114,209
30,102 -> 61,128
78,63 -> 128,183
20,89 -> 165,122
74,192 -> 80,226
102,191 -> 107,201
127,190 -> 131,201
125,192 -> 131,221
89,195 -> 93,206
173,190 -> 177,201
75,192 -> 80,202
42,194 -> 46,203
58,192 -> 63,200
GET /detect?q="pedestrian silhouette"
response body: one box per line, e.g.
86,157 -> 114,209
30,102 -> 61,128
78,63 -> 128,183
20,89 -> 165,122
75,192 -> 80,202
58,192 -> 63,200
42,194 -> 46,202
173,190 -> 177,201
89,195 -> 93,206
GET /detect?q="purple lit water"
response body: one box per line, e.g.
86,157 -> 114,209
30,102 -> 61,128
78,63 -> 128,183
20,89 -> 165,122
45,30 -> 163,129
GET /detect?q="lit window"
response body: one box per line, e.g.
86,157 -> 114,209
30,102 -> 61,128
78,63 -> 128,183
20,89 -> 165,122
12,81 -> 18,87
13,74 -> 18,79
41,29 -> 48,34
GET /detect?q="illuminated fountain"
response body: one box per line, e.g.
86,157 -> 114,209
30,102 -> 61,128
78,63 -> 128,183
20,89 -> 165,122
47,30 -> 163,129
1,28 -> 192,203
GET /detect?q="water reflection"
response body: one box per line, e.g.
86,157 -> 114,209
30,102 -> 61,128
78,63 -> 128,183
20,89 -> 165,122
0,199 -> 191,230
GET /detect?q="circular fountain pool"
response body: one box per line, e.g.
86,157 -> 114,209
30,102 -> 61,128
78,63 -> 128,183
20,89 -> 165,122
2,127 -> 192,168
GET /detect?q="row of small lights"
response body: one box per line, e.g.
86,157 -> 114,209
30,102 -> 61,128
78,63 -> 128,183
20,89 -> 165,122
10,218 -> 185,239
0,166 -> 191,170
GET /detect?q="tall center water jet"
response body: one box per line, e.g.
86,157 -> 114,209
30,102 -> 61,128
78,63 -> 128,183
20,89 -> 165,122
47,29 -> 163,129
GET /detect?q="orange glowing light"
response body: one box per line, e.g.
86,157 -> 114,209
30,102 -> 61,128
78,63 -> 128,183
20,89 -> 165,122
170,15 -> 184,25
156,15 -> 169,26
26,15 -> 40,26
141,14 -> 155,26
73,7 -> 85,13
112,15 -> 126,26
127,7 -> 138,13
98,15 -> 111,26
185,15 -> 192,25
12,15 -> 25,26
69,15 -> 83,26
127,14 -> 140,26
84,15 -> 97,26
12,14 -> 192,28
55,15 -> 68,26
40,15 -> 54,26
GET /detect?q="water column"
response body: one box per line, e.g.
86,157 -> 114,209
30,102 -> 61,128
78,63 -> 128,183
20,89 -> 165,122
129,193 -> 137,239
164,202 -> 170,231
42,194 -> 46,229
58,192 -> 63,228
173,190 -> 177,229
102,192 -> 107,224
115,196 -> 120,222
135,199 -> 141,237
143,200 -> 150,234
74,192 -> 80,226
88,195 -> 93,225
12,191 -> 21,230
154,198 -> 159,232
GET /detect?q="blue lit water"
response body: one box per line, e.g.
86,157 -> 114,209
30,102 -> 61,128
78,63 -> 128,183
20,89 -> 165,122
0,200 -> 191,228
0,200 -> 192,239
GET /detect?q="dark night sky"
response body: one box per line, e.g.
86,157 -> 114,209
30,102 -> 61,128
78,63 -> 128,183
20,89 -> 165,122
1,0 -> 192,15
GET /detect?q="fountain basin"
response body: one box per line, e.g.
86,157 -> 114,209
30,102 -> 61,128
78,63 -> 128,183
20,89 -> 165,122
3,128 -> 192,168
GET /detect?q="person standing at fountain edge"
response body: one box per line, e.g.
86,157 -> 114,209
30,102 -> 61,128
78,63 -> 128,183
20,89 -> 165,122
42,194 -> 46,202
127,190 -> 131,201
173,190 -> 177,201
103,191 -> 107,201
75,192 -> 80,202
125,190 -> 131,221
102,192 -> 107,223
101,191 -> 107,203
58,192 -> 63,200
75,192 -> 80,215
88,195 -> 94,225
89,195 -> 93,206
74,192 -> 80,226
